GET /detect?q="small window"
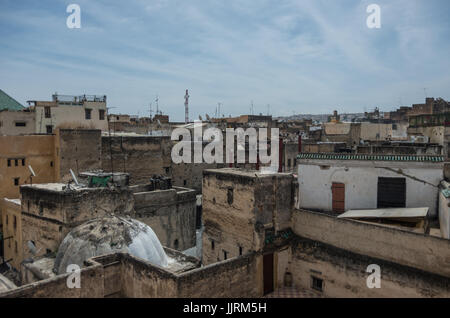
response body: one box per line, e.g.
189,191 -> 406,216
174,239 -> 179,250
13,215 -> 17,230
46,249 -> 51,255
46,125 -> 53,134
227,188 -> 234,205
239,246 -> 243,256
15,241 -> 18,254
85,109 -> 92,120
50,161 -> 53,167
15,122 -> 26,127
7,159 -> 11,167
14,159 -> 18,166
211,240 -> 215,250
22,158 -> 25,166
44,106 -> 51,118
183,180 -> 187,186
287,158 -> 291,168
14,177 -> 19,186
223,250 -> 228,260
311,276 -> 323,292
99,109 -> 105,120
6,215 -> 8,225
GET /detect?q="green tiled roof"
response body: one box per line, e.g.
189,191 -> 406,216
297,153 -> 444,162
0,89 -> 25,111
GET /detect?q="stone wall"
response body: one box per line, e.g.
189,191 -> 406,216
292,209 -> 450,278
202,169 -> 293,265
291,237 -> 450,297
56,129 -> 102,182
133,186 -> 197,250
20,186 -> 134,262
101,135 -> 172,185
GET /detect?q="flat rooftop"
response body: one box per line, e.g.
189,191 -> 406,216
204,168 -> 292,179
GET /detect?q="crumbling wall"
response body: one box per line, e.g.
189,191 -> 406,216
177,253 -> 259,298
292,209 -> 450,278
101,136 -> 172,185
56,129 -> 102,182
133,187 -> 196,250
291,237 -> 450,297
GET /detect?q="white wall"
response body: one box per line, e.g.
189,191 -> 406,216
298,160 -> 443,217
439,181 -> 450,239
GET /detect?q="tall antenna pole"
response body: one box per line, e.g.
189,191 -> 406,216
155,95 -> 159,115
217,102 -> 222,118
184,89 -> 189,123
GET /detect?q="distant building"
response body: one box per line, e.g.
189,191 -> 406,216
27,93 -> 108,134
0,89 -> 35,136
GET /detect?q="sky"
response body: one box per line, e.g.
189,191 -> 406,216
1,0 -> 450,121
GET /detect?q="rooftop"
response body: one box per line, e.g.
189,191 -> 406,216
0,89 -> 25,111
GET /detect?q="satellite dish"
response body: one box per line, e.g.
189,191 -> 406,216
199,115 -> 203,121
70,169 -> 79,186
157,119 -> 162,128
28,165 -> 36,177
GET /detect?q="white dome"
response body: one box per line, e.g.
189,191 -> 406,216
54,216 -> 168,274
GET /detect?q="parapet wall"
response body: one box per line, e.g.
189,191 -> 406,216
292,209 -> 450,278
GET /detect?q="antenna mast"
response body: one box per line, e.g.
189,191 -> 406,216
185,89 -> 189,123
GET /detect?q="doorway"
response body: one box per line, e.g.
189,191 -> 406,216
263,253 -> 274,295
332,182 -> 345,213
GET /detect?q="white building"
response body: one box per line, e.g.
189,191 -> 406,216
297,153 -> 444,218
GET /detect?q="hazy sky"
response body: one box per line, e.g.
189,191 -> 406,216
1,0 -> 450,121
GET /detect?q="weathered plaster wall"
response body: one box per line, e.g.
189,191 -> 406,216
291,237 -> 450,297
101,135 -> 172,185
133,187 -> 197,250
56,129 -> 102,182
292,209 -> 450,278
297,160 -> 442,217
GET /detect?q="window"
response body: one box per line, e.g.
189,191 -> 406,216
99,109 -> 105,120
287,158 -> 291,168
311,276 -> 323,292
183,180 -> 187,186
46,125 -> 53,134
211,240 -> 215,250
14,178 -> 19,186
174,239 -> 179,250
15,122 -> 26,127
13,216 -> 16,230
227,188 -> 234,205
14,159 -> 18,166
223,250 -> 228,260
239,246 -> 243,256
7,159 -> 11,167
44,106 -> 51,118
50,161 -> 54,167
6,215 -> 8,225
22,158 -> 25,166
85,109 -> 92,120
377,177 -> 406,208
15,241 -> 18,254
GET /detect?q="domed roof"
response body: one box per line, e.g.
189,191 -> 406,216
54,215 -> 168,274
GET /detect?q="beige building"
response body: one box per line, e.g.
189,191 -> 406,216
0,110 -> 35,136
28,94 -> 108,134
